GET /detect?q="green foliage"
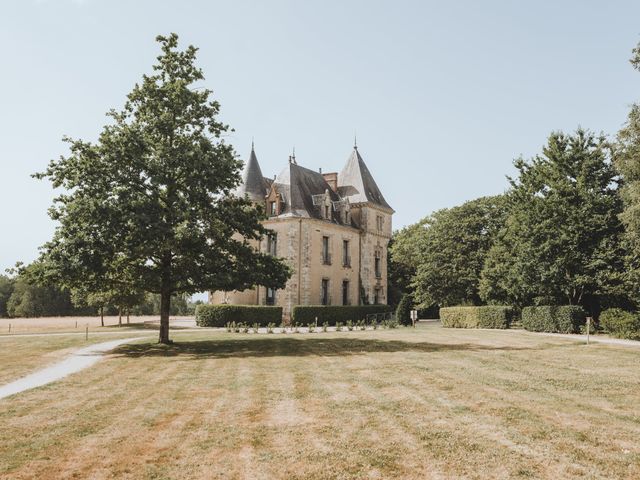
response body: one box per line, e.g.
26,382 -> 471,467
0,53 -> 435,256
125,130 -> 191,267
396,196 -> 507,308
195,304 -> 282,327
0,275 -> 14,318
34,33 -> 290,343
599,308 -> 640,339
395,294 -> 413,326
291,305 -> 393,326
521,306 -> 586,333
387,228 -> 424,305
481,130 -> 625,312
130,293 -> 191,316
5,264 -> 92,318
440,306 -> 514,329
615,41 -> 640,304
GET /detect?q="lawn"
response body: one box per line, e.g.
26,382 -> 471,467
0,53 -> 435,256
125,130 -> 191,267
0,333 -> 147,385
1,324 -> 639,479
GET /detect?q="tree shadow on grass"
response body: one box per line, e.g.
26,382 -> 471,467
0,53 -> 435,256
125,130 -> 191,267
111,336 -> 534,359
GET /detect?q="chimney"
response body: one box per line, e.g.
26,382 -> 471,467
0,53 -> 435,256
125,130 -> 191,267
323,172 -> 338,193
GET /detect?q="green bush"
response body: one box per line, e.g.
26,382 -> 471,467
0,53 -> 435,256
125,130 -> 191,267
195,304 -> 282,327
440,306 -> 514,329
291,305 -> 393,326
599,308 -> 640,340
521,305 -> 585,333
396,294 -> 413,326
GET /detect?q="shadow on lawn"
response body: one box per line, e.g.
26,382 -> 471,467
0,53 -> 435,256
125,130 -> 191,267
111,336 -> 533,359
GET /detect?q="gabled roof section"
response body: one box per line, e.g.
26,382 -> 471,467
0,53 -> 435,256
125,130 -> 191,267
233,145 -> 267,202
337,147 -> 393,212
273,162 -> 346,223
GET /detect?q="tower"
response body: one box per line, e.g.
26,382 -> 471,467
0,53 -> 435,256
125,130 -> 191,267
337,145 -> 394,305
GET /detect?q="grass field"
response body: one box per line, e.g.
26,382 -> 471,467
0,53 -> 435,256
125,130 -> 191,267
0,315 -> 194,334
1,324 -> 639,479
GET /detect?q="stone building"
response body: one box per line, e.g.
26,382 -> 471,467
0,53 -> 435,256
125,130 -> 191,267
209,143 -> 394,318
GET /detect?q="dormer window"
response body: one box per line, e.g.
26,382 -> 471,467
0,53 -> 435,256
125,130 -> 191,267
325,205 -> 330,219
270,201 -> 277,216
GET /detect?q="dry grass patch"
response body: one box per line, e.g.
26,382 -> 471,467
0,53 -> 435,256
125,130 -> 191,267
0,315 -> 194,334
0,333 -> 144,385
0,325 -> 639,479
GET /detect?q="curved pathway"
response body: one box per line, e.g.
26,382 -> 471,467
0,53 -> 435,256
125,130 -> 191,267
531,331 -> 640,347
0,336 -> 149,400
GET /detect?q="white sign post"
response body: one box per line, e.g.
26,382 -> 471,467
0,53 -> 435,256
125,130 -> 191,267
586,317 -> 591,345
410,310 -> 417,328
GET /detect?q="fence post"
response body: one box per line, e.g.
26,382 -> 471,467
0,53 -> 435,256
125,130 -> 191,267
8,324 -> 11,333
586,317 -> 591,345
85,324 -> 89,341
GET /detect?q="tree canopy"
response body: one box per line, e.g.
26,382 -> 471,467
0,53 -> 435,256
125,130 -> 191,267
615,40 -> 640,303
35,34 -> 291,343
391,196 -> 507,308
480,129 -> 626,312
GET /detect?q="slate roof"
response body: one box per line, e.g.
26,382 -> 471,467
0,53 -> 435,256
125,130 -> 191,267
233,146 -> 268,202
273,162 -> 346,223
337,147 -> 393,212
233,144 -> 392,220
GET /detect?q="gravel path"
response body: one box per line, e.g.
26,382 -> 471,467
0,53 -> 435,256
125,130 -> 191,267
0,337 -> 149,400
525,331 -> 640,347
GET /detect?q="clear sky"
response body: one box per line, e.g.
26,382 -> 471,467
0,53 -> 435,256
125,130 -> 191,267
1,0 -> 639,273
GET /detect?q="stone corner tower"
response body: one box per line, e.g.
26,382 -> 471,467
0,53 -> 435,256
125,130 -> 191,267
337,145 -> 394,305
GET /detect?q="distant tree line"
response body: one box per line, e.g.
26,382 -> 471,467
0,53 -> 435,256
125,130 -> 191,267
0,264 -> 203,319
389,40 -> 640,319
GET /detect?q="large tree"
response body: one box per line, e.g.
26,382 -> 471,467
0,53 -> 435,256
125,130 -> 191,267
0,275 -> 13,318
387,220 -> 427,306
36,34 -> 291,343
480,129 -> 626,312
395,196 -> 507,308
615,40 -> 640,302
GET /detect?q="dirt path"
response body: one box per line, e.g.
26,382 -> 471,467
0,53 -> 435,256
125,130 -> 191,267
523,331 -> 640,347
0,337 -> 149,400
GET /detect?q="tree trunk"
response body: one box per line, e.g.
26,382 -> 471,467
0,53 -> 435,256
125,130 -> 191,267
100,306 -> 104,327
126,309 -> 130,324
118,309 -> 122,327
159,291 -> 172,344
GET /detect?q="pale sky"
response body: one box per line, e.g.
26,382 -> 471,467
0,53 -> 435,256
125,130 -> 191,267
1,0 -> 639,273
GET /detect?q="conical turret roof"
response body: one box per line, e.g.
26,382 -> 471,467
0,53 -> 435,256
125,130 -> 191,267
337,147 -> 393,212
234,145 -> 267,202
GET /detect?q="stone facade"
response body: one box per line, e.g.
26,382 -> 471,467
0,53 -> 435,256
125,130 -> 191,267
209,145 -> 393,319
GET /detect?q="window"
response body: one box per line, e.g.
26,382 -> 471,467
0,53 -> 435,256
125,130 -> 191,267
374,251 -> 382,278
267,233 -> 277,256
322,236 -> 331,264
321,279 -> 329,305
266,287 -> 276,305
342,240 -> 350,267
376,215 -> 384,231
270,201 -> 277,216
373,287 -> 381,305
343,210 -> 349,224
325,205 -> 330,219
342,280 -> 350,305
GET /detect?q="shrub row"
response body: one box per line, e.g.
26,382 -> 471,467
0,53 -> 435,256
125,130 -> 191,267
599,308 -> 640,340
291,305 -> 393,325
440,306 -> 514,329
521,305 -> 585,333
195,305 -> 283,327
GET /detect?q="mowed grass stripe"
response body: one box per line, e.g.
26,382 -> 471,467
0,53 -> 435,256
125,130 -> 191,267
0,326 -> 639,479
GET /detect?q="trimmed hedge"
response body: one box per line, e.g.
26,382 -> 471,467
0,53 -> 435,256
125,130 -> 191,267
599,308 -> 640,340
195,305 -> 283,327
521,305 -> 585,333
291,305 -> 393,325
440,306 -> 514,329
